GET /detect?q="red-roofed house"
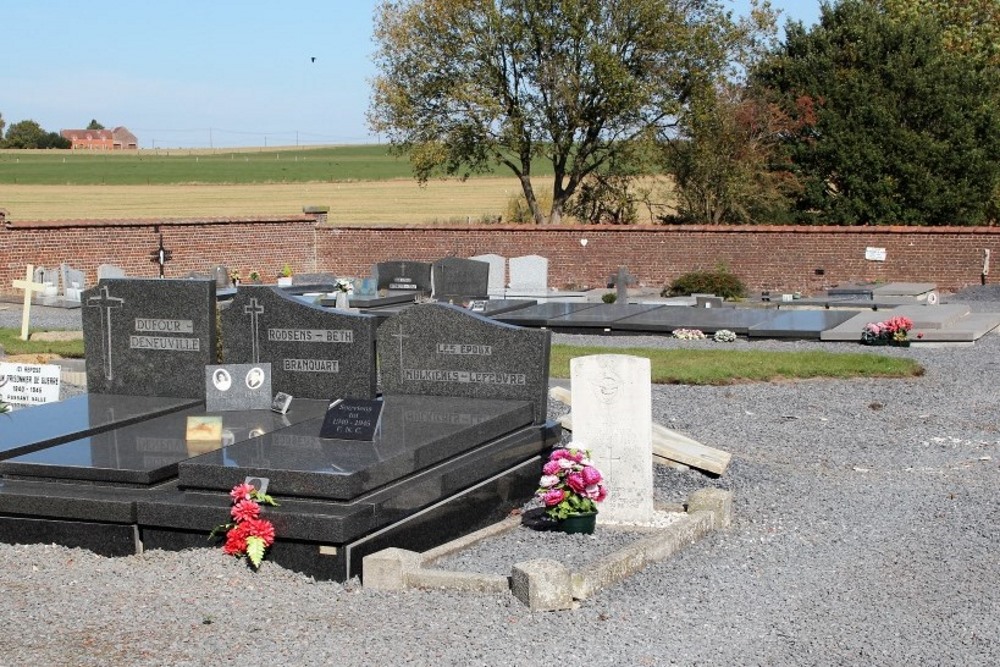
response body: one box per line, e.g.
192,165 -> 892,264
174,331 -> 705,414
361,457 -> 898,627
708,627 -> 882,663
60,126 -> 138,150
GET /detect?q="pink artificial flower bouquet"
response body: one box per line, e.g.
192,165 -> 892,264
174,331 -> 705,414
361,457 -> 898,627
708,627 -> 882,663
535,444 -> 608,521
861,315 -> 913,345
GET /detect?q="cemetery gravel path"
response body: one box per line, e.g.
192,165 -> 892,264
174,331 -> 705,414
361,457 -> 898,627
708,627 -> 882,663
1,303 -> 999,666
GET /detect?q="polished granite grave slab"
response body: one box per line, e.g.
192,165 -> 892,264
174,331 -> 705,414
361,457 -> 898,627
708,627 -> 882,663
0,394 -> 200,460
0,399 -> 330,485
535,303 -> 667,330
613,307 -> 772,334
746,309 -> 858,339
178,394 -> 533,500
138,423 -> 557,579
493,302 -> 603,327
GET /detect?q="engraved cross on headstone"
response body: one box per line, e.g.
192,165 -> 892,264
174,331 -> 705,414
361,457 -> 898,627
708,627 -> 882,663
12,265 -> 47,341
391,324 -> 411,381
86,285 -> 125,380
595,447 -> 622,484
244,298 -> 265,363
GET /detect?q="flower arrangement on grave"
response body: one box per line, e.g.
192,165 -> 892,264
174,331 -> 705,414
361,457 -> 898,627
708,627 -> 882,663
860,315 -> 913,346
280,264 -> 293,278
229,270 -> 241,286
210,483 -> 278,569
334,278 -> 354,294
713,329 -> 737,343
249,271 -> 261,283
672,328 -> 707,340
536,445 -> 608,521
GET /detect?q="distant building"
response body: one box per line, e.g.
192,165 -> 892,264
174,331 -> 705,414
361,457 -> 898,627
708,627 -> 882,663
60,126 -> 138,150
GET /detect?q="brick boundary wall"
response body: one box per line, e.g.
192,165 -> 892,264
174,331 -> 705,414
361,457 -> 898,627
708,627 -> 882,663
4,215 -> 1000,297
320,224 -> 1000,294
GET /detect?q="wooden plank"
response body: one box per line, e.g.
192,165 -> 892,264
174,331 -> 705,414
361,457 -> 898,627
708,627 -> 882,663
549,385 -> 572,407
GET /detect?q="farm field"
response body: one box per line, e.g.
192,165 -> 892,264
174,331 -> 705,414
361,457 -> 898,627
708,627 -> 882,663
0,144 -> 672,223
0,179 -> 527,224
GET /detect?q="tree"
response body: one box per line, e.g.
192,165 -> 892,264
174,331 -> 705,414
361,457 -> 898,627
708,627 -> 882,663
3,120 -> 48,148
668,82 -> 807,224
87,119 -> 105,130
0,112 -> 5,139
369,0 -> 743,224
38,132 -> 72,149
753,0 -> 1000,225
877,0 -> 1000,68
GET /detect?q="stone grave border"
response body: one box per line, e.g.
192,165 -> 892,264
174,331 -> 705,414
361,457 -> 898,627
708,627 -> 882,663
364,487 -> 732,611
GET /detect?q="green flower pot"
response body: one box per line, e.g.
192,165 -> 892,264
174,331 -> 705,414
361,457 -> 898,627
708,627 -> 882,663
558,511 -> 597,535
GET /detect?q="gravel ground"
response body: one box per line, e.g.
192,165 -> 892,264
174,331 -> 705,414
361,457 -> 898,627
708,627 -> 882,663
1,296 -> 999,665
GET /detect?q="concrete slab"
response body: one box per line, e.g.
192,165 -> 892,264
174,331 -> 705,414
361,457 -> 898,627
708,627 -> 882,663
820,304 -> 974,341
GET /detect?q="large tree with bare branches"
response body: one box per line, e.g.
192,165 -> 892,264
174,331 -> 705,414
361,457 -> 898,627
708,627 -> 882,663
368,0 -> 748,224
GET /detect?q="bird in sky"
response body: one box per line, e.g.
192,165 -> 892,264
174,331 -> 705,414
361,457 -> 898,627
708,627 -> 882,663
311,57 -> 316,63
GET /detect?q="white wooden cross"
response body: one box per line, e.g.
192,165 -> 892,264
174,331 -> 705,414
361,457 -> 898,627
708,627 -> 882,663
12,265 -> 47,341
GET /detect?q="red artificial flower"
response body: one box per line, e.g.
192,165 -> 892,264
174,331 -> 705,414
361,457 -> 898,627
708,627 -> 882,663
223,523 -> 249,555
231,498 -> 261,522
229,483 -> 255,502
244,518 -> 276,546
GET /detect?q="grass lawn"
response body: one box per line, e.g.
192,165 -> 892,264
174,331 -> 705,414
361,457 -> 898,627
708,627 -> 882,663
549,344 -> 924,384
0,330 -> 924,385
0,329 -> 86,359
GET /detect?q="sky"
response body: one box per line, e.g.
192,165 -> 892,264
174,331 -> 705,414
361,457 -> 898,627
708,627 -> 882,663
4,1 -> 823,149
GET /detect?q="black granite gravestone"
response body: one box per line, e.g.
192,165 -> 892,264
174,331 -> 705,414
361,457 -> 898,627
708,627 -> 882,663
431,257 -> 489,302
374,261 -> 432,295
377,303 -> 550,423
0,292 -> 560,582
81,279 -> 217,398
221,286 -> 378,400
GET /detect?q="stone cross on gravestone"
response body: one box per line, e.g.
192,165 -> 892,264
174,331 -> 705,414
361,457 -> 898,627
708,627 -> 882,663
86,285 -> 125,380
12,265 -> 47,341
244,297 -> 265,363
570,354 -> 654,525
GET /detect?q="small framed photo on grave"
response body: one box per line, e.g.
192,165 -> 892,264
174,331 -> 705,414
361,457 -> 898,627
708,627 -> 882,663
271,392 -> 293,414
244,476 -> 269,495
205,363 -> 272,411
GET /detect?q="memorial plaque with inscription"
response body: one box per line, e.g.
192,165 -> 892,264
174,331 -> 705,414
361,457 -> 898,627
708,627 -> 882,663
319,398 -> 383,440
377,303 -> 551,423
221,286 -> 378,400
81,279 -> 217,398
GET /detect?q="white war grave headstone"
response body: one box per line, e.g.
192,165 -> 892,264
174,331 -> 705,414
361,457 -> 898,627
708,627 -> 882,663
12,265 -> 47,341
0,361 -> 61,406
570,354 -> 654,524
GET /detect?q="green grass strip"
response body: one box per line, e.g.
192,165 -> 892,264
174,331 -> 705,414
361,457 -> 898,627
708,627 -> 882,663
0,329 -> 85,358
550,344 -> 924,384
